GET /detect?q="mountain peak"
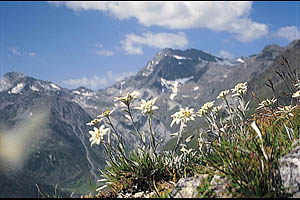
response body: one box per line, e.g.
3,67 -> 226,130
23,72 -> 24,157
262,44 -> 284,52
256,44 -> 285,60
4,72 -> 27,81
286,39 -> 300,50
156,47 -> 218,63
0,72 -> 27,92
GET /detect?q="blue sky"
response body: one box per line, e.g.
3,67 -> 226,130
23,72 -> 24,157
1,1 -> 300,90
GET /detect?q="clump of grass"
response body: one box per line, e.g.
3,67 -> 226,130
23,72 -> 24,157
198,56 -> 300,197
86,92 -> 201,197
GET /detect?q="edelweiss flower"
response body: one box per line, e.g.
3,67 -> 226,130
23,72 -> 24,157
232,82 -> 247,97
89,125 -> 110,147
196,108 -> 206,117
292,90 -> 300,98
276,105 -> 297,118
197,101 -> 215,117
135,97 -> 159,115
86,118 -> 102,126
170,111 -> 183,127
170,107 -> 196,127
97,108 -> 115,118
256,97 -> 277,110
217,89 -> 229,99
180,107 -> 196,123
114,91 -> 140,105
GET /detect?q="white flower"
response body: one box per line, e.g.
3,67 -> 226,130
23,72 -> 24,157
170,107 -> 195,127
86,118 -> 102,126
135,97 -> 159,115
276,105 -> 297,118
170,111 -> 183,127
231,82 -> 247,96
114,91 -> 140,105
292,90 -> 300,98
89,125 -> 110,147
97,108 -> 115,118
217,89 -> 229,99
130,90 -> 140,98
197,101 -> 215,117
256,97 -> 277,110
196,108 -> 206,117
180,107 -> 196,123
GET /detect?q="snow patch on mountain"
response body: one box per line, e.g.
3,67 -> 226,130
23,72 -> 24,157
81,91 -> 96,97
50,83 -> 60,90
72,89 -> 96,98
172,55 -> 186,60
72,90 -> 81,95
9,83 -> 24,94
171,54 -> 193,61
236,58 -> 245,63
30,85 -> 39,92
161,76 -> 193,100
37,81 -> 51,91
143,60 -> 159,77
193,86 -> 199,91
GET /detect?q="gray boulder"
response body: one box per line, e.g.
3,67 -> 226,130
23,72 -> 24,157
279,144 -> 300,197
168,175 -> 208,198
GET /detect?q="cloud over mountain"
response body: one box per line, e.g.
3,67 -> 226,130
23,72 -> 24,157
50,1 -> 268,42
62,70 -> 135,90
120,32 -> 188,55
274,26 -> 300,42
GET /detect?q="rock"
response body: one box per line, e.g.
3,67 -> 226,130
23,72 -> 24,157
132,191 -> 145,198
143,191 -> 155,198
279,144 -> 300,197
168,172 -> 237,198
210,175 -> 232,198
168,174 -> 209,198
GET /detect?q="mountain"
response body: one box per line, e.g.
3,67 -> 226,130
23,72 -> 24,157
0,39 -> 299,197
0,73 -> 107,197
247,40 -> 300,104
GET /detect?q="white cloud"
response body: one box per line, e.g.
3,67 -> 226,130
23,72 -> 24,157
96,49 -> 115,56
95,43 -> 117,56
62,70 -> 135,90
219,50 -> 234,59
27,52 -> 36,56
120,31 -> 188,55
8,47 -> 36,57
50,1 -> 268,42
8,47 -> 21,56
95,43 -> 103,48
62,76 -> 108,90
274,26 -> 300,42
